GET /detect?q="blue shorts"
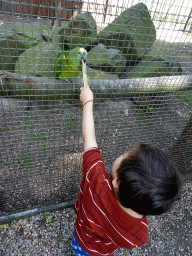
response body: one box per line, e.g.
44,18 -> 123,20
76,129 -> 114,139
72,231 -> 116,256
72,231 -> 92,256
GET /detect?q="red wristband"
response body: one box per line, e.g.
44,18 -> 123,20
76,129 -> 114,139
83,100 -> 94,108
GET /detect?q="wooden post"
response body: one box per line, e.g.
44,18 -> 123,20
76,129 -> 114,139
183,8 -> 192,32
82,60 -> 88,88
1,71 -> 191,94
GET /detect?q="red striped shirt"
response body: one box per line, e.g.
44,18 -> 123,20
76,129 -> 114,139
74,148 -> 149,256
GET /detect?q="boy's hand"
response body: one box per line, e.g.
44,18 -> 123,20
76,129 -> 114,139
80,86 -> 93,105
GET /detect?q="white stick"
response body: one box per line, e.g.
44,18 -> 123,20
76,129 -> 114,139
82,60 -> 88,88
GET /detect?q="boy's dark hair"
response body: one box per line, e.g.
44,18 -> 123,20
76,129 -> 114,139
117,143 -> 183,215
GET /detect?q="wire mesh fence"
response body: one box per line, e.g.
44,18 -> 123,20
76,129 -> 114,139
0,0 -> 192,222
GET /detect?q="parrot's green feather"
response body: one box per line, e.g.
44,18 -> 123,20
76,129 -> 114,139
55,47 -> 86,79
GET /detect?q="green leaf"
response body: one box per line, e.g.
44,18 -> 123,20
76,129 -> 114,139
32,238 -> 38,246
59,230 -> 63,241
46,216 -> 52,223
39,226 -> 44,230
0,225 -> 6,229
34,231 -> 38,237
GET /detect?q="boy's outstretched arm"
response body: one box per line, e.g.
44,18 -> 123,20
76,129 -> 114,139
80,86 -> 98,152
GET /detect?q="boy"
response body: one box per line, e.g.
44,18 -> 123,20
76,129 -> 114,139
72,86 -> 183,256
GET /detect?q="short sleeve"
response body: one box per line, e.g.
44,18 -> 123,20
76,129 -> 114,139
83,147 -> 102,175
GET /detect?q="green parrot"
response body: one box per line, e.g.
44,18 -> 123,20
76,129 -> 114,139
55,47 -> 87,79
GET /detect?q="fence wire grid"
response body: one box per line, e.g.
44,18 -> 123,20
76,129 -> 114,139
0,0 -> 192,222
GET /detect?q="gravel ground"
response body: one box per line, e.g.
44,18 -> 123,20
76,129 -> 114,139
0,94 -> 192,256
0,178 -> 192,256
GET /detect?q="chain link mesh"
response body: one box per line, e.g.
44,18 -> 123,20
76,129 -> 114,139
0,0 -> 192,222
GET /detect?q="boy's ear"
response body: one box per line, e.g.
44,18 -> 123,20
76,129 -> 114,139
112,178 -> 120,189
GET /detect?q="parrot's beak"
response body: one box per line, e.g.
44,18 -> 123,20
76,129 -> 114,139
81,50 -> 87,63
